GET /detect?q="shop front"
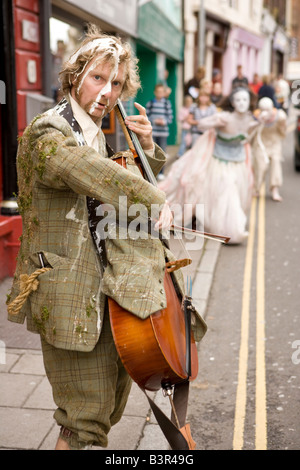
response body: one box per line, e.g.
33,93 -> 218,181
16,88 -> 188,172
0,0 -> 138,280
136,0 -> 184,145
272,27 -> 290,77
260,9 -> 290,78
0,0 -> 44,279
204,15 -> 230,86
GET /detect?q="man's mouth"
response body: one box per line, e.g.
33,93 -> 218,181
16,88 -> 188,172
94,102 -> 107,110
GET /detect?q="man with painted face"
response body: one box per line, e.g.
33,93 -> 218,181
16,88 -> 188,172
7,25 -> 207,450
159,88 -> 258,244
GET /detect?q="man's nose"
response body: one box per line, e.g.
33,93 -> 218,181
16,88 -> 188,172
101,81 -> 112,96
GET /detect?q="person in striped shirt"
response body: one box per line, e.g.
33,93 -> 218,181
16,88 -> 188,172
146,83 -> 173,153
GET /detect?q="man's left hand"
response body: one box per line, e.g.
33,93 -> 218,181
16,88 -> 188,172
154,200 -> 173,231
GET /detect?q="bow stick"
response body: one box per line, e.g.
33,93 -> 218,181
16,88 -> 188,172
171,224 -> 230,244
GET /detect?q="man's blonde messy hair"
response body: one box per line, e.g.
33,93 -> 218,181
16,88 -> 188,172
59,24 -> 141,100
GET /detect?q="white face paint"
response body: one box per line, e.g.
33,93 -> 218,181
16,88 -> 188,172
89,80 -> 112,115
69,38 -> 124,65
232,90 -> 250,114
87,55 -> 119,116
258,97 -> 274,121
71,38 -> 125,122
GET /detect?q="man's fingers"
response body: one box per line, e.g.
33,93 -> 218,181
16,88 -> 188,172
126,114 -> 150,126
134,102 -> 147,116
154,202 -> 173,230
124,101 -> 153,150
125,102 -> 150,128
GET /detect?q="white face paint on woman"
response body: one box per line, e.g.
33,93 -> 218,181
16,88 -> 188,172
232,89 -> 250,114
258,97 -> 274,122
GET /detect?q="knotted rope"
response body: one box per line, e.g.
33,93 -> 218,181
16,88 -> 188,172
7,268 -> 51,316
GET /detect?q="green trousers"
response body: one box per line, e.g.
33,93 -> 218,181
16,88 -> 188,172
41,311 -> 132,449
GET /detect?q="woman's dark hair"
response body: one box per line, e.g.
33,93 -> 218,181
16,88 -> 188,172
218,87 -> 258,112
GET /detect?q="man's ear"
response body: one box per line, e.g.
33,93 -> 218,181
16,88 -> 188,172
70,80 -> 78,97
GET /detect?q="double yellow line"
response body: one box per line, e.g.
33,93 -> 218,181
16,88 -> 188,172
233,184 -> 267,450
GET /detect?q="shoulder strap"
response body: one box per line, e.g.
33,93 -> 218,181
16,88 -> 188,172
86,140 -> 115,272
142,381 -> 196,450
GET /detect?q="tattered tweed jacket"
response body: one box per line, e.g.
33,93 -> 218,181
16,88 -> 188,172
7,99 -> 206,352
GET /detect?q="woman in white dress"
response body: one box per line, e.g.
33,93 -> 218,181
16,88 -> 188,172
159,88 -> 258,244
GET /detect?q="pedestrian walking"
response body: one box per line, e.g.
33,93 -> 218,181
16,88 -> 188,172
210,82 -> 224,106
184,66 -> 206,99
249,73 -> 263,95
232,65 -> 249,90
177,94 -> 193,157
258,75 -> 279,108
274,74 -> 290,114
188,89 -> 217,146
251,97 -> 287,202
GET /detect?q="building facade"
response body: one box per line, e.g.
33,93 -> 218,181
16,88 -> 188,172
135,0 -> 183,146
286,0 -> 300,80
262,0 -> 291,78
183,0 -> 265,93
183,0 -> 292,94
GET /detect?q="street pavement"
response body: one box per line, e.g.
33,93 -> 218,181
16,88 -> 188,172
0,181 -> 221,450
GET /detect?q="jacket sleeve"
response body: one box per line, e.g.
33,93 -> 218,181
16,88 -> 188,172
197,111 -> 230,131
276,110 -> 287,138
27,114 -> 166,214
144,143 -> 166,176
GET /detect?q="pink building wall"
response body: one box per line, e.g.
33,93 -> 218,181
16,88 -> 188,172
223,27 -> 265,95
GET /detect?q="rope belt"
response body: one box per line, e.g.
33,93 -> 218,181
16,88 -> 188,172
7,268 -> 51,316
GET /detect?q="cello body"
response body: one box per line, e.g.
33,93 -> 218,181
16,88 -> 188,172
109,269 -> 198,391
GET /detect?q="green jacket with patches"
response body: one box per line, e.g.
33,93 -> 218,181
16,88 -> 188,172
7,104 -> 206,352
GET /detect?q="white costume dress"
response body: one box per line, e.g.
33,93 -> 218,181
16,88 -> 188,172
159,111 -> 254,244
250,108 -> 287,194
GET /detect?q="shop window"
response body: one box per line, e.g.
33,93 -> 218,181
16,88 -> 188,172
50,17 -> 82,103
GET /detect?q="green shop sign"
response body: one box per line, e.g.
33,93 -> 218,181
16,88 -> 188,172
138,3 -> 184,61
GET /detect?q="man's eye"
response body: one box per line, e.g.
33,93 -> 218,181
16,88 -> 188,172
113,81 -> 121,87
94,75 -> 101,81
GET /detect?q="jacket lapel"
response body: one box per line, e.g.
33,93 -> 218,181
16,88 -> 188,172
56,97 -> 111,269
